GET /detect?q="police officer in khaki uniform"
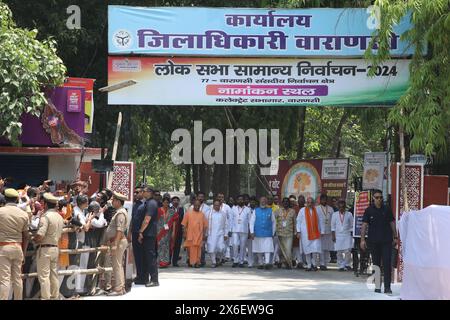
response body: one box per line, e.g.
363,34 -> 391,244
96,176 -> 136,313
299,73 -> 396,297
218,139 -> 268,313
0,189 -> 29,300
106,192 -> 129,296
33,193 -> 64,300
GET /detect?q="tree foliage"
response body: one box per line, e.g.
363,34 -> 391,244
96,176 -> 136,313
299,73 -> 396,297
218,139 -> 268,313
0,1 -> 66,145
365,0 -> 450,159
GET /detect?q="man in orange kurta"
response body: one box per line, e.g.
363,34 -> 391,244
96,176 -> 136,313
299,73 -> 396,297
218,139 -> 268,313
182,199 -> 208,268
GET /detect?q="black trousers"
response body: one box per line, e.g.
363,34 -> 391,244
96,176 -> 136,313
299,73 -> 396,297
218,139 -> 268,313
370,241 -> 392,290
172,231 -> 183,266
143,236 -> 159,283
132,232 -> 145,281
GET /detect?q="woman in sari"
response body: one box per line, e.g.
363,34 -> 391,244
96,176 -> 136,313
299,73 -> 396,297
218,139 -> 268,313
157,197 -> 179,268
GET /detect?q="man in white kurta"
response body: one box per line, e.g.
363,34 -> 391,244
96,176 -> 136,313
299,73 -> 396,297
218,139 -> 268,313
296,197 -> 323,271
316,194 -> 335,270
250,196 -> 276,270
331,199 -> 354,271
230,195 -> 251,267
206,200 -> 229,268
216,192 -> 233,262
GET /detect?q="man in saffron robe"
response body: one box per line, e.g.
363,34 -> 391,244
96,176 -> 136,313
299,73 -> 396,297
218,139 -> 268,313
182,199 -> 208,268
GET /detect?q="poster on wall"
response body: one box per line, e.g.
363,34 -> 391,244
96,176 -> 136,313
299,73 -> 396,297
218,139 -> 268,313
267,158 -> 349,201
64,77 -> 96,133
108,57 -> 410,106
353,190 -> 371,238
362,152 -> 386,191
108,6 -> 414,57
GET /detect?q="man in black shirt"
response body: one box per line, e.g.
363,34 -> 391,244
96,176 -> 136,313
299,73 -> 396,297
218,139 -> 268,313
360,189 -> 397,295
128,187 -> 145,284
137,186 -> 159,287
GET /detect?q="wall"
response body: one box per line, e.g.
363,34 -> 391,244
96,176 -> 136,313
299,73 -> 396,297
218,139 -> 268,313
48,156 -> 78,182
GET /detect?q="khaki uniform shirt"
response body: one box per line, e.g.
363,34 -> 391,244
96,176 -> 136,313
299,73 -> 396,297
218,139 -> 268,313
0,203 -> 29,243
37,209 -> 64,245
274,207 -> 296,237
105,208 -> 127,240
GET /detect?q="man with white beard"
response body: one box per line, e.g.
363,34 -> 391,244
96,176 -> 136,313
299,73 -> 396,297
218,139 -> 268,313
206,199 -> 229,268
250,196 -> 276,270
316,194 -> 335,270
331,199 -> 354,271
230,195 -> 251,268
296,196 -> 323,271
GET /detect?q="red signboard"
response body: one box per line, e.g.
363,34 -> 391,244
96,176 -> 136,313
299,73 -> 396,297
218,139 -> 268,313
267,158 -> 349,201
353,191 -> 371,238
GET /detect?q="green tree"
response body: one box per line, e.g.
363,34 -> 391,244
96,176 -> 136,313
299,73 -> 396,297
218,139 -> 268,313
365,0 -> 450,159
0,2 -> 66,145
365,0 -> 450,210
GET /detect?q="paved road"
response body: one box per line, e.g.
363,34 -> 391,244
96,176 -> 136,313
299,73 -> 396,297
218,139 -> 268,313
85,263 -> 401,300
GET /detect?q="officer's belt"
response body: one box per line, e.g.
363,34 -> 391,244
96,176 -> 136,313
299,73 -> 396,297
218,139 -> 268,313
0,242 -> 21,246
37,244 -> 58,248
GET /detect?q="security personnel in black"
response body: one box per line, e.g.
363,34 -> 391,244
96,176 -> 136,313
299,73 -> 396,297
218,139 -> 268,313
360,189 -> 397,295
129,187 -> 146,284
137,186 -> 159,287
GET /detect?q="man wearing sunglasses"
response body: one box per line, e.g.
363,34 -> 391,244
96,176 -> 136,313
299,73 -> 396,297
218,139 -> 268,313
360,189 -> 397,295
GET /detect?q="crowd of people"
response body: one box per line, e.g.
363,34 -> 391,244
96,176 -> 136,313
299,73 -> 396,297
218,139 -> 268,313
0,175 -> 397,299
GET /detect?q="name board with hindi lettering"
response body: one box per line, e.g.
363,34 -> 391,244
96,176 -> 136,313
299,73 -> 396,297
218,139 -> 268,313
108,6 -> 414,57
108,57 -> 410,106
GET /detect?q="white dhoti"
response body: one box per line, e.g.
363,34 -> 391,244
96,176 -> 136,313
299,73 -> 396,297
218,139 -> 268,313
320,233 -> 334,266
207,234 -> 225,254
252,237 -> 274,253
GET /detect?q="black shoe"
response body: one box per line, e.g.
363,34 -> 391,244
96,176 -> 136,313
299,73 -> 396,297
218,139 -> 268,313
265,264 -> 273,270
172,264 -> 179,267
145,281 -> 159,287
384,288 -> 393,295
312,266 -> 318,271
374,289 -> 381,293
243,261 -> 248,265
238,263 -> 245,268
345,266 -> 353,271
305,267 -> 313,272
257,265 -> 264,270
319,265 -> 327,271
296,263 -> 304,269
276,262 -> 282,268
338,268 -> 345,272
232,263 -> 238,268
134,280 -> 147,285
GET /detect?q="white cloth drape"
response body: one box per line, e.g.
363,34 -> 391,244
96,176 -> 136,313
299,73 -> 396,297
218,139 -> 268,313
399,205 -> 450,300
